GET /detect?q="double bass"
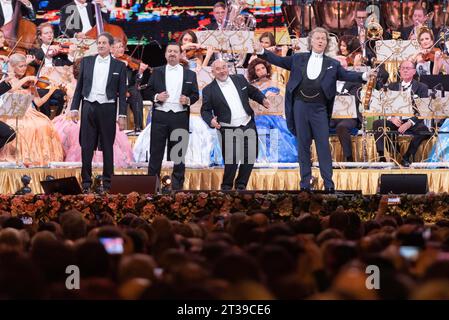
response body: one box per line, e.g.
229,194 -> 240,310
1,0 -> 36,54
85,2 -> 127,46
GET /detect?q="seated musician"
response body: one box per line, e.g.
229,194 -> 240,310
409,27 -> 438,76
0,0 -> 35,27
344,6 -> 368,38
336,35 -> 363,67
372,60 -> 429,166
30,23 -> 73,67
203,2 -> 226,30
27,23 -> 69,118
0,81 -> 15,149
111,38 -> 148,132
400,6 -> 435,41
60,0 -> 109,39
178,30 -> 214,70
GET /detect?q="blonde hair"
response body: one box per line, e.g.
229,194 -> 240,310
9,53 -> 26,67
307,27 -> 331,53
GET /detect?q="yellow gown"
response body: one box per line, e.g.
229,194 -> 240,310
0,91 -> 64,166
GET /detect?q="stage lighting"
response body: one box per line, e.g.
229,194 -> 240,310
161,175 -> 172,193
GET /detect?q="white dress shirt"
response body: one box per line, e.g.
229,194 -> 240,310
0,0 -> 13,25
155,64 -> 184,113
75,0 -> 92,33
85,54 -> 115,104
400,80 -> 414,124
41,44 -> 53,67
217,77 -> 251,127
307,51 -> 324,80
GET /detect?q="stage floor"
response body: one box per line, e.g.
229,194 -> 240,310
1,166 -> 448,195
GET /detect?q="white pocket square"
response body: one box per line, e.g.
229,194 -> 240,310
113,72 -> 119,75
242,86 -> 247,90
326,66 -> 333,70
185,81 -> 193,84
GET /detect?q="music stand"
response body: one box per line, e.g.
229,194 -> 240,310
416,96 -> 449,162
0,93 -> 31,165
365,89 -> 414,163
332,95 -> 357,119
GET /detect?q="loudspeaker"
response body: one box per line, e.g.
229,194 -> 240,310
40,177 -> 82,195
379,174 -> 428,194
109,175 -> 160,194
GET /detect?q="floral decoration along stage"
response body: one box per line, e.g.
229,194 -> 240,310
1,192 -> 449,224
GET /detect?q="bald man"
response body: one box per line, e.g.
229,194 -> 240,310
201,60 -> 270,190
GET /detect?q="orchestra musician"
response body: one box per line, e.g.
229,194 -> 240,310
0,0 -> 35,27
204,2 -> 226,30
111,37 -> 148,132
60,0 -> 110,39
178,29 -> 214,70
372,60 -> 429,167
409,27 -> 439,76
0,53 -> 64,165
400,6 -> 435,41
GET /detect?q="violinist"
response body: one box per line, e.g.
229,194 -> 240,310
179,30 -> 203,69
29,23 -> 73,67
409,27 -> 437,76
0,53 -> 64,165
336,35 -> 363,67
0,0 -> 35,27
26,23 -> 69,118
111,38 -> 147,132
249,32 -> 288,66
60,0 -> 109,39
372,60 -> 429,166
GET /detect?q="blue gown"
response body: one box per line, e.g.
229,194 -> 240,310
428,119 -> 449,162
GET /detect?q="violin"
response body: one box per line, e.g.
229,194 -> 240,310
422,47 -> 441,62
51,41 -> 90,55
0,46 -> 12,57
115,53 -> 141,71
22,76 -> 65,92
185,48 -> 208,59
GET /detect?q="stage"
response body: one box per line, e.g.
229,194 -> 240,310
2,165 -> 449,195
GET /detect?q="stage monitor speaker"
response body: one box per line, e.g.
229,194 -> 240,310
379,174 -> 428,194
40,177 -> 82,195
109,175 -> 160,194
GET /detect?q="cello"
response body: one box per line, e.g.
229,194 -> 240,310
1,0 -> 36,54
85,1 -> 127,45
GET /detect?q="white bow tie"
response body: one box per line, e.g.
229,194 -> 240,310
75,2 -> 88,8
98,56 -> 109,63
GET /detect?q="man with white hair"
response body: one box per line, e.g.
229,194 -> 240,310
255,27 -> 373,193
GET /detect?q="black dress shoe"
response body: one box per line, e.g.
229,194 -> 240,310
82,187 -> 92,194
95,186 -> 110,194
401,157 -> 411,167
235,185 -> 246,191
221,185 -> 232,191
345,156 -> 354,162
300,187 -> 311,192
324,187 -> 335,194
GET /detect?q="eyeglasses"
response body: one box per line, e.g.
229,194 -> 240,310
400,67 -> 415,70
355,16 -> 366,19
